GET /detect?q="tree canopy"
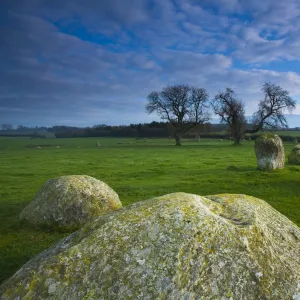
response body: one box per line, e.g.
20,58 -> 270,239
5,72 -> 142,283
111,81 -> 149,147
212,82 -> 296,144
249,82 -> 296,133
146,84 -> 210,145
211,88 -> 247,144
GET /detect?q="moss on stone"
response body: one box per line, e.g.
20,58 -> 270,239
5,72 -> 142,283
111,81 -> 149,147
19,175 -> 122,231
254,134 -> 285,171
1,193 -> 300,299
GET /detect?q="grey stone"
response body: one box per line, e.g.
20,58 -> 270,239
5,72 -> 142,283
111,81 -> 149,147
2,193 -> 300,299
254,134 -> 285,170
19,175 -> 122,230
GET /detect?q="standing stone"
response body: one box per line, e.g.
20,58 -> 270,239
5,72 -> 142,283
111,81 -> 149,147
2,193 -> 299,299
288,144 -> 300,165
254,134 -> 285,170
19,175 -> 122,230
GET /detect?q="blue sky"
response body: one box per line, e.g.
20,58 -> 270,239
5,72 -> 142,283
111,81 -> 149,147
1,0 -> 300,127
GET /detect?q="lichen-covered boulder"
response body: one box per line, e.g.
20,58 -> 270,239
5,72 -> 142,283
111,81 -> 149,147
254,134 -> 285,170
19,175 -> 122,230
2,193 -> 300,299
288,144 -> 300,165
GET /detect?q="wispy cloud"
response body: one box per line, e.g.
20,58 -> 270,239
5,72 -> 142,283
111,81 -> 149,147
0,0 -> 299,126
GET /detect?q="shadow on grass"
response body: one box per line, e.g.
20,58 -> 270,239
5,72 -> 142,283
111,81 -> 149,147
288,166 -> 300,172
226,165 -> 255,172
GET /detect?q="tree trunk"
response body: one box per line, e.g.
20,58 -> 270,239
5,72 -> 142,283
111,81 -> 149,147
233,138 -> 241,145
175,133 -> 182,146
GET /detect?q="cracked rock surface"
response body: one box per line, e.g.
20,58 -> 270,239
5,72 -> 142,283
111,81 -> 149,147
2,193 -> 300,299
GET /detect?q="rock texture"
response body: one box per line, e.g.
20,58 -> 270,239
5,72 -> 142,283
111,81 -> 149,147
288,144 -> 300,165
2,193 -> 300,299
254,134 -> 285,171
19,175 -> 122,230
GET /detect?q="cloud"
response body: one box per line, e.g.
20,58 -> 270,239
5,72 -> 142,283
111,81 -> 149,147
0,0 -> 299,126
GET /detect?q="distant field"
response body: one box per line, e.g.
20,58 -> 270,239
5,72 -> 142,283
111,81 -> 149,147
256,130 -> 300,137
211,130 -> 300,137
0,136 -> 299,284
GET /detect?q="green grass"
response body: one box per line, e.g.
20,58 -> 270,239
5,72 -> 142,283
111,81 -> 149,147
0,137 -> 299,284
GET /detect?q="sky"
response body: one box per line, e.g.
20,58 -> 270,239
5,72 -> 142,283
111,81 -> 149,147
1,0 -> 300,128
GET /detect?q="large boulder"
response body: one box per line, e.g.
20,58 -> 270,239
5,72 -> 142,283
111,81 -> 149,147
254,134 -> 285,170
288,144 -> 300,165
19,175 -> 122,230
2,193 -> 300,299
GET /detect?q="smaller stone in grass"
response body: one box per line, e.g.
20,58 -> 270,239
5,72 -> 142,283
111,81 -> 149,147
254,134 -> 285,171
19,175 -> 122,231
288,144 -> 300,165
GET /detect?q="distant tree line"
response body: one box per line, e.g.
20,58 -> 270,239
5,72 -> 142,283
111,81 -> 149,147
54,122 -> 214,138
1,122 -> 298,141
0,122 -> 229,139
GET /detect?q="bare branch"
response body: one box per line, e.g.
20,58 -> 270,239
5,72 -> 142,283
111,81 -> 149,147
212,88 -> 246,144
249,82 -> 296,133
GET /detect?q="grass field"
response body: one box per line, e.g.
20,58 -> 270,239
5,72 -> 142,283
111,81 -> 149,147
274,131 -> 300,137
0,136 -> 299,284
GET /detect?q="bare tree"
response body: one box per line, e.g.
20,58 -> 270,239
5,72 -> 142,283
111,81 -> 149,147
212,83 -> 296,144
146,84 -> 210,145
247,82 -> 296,133
212,88 -> 247,145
